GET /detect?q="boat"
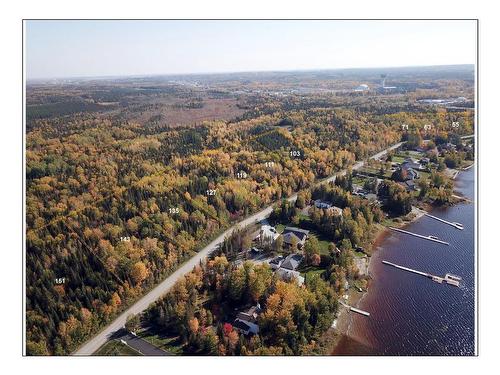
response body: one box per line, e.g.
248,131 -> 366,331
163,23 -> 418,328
444,274 -> 461,287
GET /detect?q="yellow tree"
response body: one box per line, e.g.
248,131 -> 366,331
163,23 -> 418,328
130,261 -> 148,285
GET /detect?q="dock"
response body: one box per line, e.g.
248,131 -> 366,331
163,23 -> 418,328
349,306 -> 371,317
382,260 -> 461,287
339,301 -> 371,317
452,194 -> 473,203
388,227 -> 450,245
424,213 -> 464,230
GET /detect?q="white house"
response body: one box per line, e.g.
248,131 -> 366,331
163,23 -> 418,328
259,225 -> 279,242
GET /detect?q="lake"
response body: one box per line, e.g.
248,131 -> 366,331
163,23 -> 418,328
334,167 -> 475,355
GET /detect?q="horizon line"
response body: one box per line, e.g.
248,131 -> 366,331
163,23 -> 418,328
26,63 -> 475,83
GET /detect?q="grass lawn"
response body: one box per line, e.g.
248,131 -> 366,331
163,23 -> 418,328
94,340 -> 141,356
359,166 -> 392,179
391,155 -> 406,164
317,238 -> 331,255
407,150 -> 425,158
381,217 -> 400,227
352,176 -> 367,185
300,265 -> 326,280
137,329 -> 184,355
276,223 -> 286,234
273,220 -> 331,255
306,229 -> 333,255
354,250 -> 365,258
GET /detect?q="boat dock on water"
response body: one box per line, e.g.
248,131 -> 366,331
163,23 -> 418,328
424,212 -> 464,230
339,301 -> 371,317
388,227 -> 450,245
382,260 -> 461,287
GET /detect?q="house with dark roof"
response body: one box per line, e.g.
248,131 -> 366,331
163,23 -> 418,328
400,164 -> 420,180
406,168 -> 419,180
233,304 -> 261,335
233,319 -> 258,336
401,157 -> 423,171
281,227 -> 309,248
269,255 -> 284,270
236,305 -> 261,323
280,254 -> 303,271
439,142 -> 457,152
314,199 -> 332,209
282,232 -> 302,248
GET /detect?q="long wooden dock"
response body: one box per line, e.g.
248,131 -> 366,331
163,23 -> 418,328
339,301 -> 371,317
388,227 -> 450,245
382,260 -> 461,287
424,213 -> 464,230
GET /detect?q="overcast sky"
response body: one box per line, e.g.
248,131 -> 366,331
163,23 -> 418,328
25,20 -> 477,79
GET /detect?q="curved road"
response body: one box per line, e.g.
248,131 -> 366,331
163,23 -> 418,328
74,141 -> 403,355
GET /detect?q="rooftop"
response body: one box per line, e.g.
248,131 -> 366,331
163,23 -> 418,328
281,254 -> 303,271
283,227 -> 310,241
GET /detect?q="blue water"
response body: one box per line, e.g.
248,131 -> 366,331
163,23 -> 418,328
345,167 -> 475,355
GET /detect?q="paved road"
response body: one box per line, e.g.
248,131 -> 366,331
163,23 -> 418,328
115,332 -> 171,356
74,200 -> 277,355
73,141 -> 403,355
321,141 -> 404,185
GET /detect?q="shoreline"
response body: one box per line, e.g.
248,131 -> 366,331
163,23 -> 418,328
330,165 -> 473,355
329,204 -> 433,354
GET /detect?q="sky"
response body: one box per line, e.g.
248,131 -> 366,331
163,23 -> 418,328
25,20 -> 477,80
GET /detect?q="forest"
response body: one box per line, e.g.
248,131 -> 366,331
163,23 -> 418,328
146,257 -> 337,355
26,69 -> 474,355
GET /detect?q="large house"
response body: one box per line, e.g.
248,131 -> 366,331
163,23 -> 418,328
280,253 -> 303,271
269,254 -> 304,286
258,224 -> 279,243
401,157 -> 423,171
399,161 -> 420,180
281,227 -> 309,248
269,255 -> 284,270
314,199 -> 332,209
233,304 -> 262,336
315,200 -> 343,216
276,268 -> 304,286
439,142 -> 457,152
